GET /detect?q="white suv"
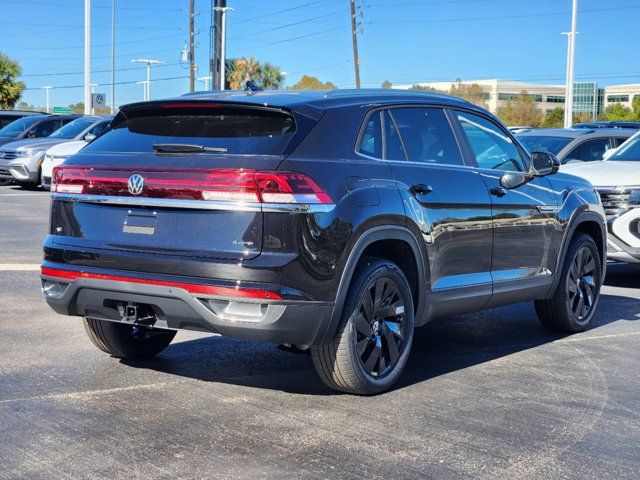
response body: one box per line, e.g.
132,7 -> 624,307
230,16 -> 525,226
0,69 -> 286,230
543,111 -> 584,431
564,131 -> 640,263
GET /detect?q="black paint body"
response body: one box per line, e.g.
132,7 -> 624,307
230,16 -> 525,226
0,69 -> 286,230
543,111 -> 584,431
42,90 -> 607,345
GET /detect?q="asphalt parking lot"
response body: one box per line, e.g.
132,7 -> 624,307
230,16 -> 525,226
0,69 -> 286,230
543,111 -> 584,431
0,184 -> 639,480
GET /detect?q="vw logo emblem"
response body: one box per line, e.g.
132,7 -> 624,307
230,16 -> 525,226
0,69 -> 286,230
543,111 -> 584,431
127,174 -> 144,195
0,152 -> 5,159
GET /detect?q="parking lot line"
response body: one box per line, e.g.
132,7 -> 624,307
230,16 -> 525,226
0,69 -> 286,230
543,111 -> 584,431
0,193 -> 47,196
0,264 -> 41,271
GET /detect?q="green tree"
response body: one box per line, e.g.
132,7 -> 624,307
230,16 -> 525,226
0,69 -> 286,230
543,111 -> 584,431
381,80 -> 392,89
604,103 -> 633,121
409,84 -> 443,93
69,102 -> 85,114
543,107 -> 565,128
15,101 -> 37,111
287,75 -> 337,90
448,82 -> 488,109
631,95 -> 640,120
497,90 -> 543,127
0,53 -> 25,109
260,62 -> 284,90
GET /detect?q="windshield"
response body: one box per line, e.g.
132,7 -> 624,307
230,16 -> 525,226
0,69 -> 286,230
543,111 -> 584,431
82,105 -> 297,156
610,134 -> 640,161
49,118 -> 94,139
0,116 -> 42,136
517,135 -> 573,155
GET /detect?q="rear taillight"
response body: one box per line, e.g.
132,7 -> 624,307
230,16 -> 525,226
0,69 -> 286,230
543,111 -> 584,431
51,167 -> 333,205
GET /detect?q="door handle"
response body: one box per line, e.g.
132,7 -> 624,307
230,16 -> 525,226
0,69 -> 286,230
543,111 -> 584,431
490,187 -> 507,197
410,184 -> 433,196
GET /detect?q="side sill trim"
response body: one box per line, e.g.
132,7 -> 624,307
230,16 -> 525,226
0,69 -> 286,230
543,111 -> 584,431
51,193 -> 335,213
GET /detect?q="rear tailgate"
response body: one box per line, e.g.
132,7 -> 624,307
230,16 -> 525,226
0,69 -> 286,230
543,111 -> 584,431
50,102 -> 316,261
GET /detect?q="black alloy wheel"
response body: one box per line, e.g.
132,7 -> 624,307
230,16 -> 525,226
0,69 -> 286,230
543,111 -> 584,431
353,277 -> 407,378
567,245 -> 597,323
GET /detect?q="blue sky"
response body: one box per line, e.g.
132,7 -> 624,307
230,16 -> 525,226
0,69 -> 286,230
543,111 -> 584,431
2,0 -> 639,109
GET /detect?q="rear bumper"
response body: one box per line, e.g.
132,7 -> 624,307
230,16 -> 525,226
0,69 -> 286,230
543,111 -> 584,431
41,263 -> 334,346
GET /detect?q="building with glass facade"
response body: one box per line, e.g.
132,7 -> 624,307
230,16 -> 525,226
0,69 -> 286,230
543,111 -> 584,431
394,79 -> 639,121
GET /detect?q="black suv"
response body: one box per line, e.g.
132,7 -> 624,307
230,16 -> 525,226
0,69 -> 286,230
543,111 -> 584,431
41,90 -> 606,394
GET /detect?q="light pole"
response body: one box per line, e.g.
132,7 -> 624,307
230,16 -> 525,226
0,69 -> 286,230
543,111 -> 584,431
111,0 -> 116,114
197,76 -> 212,90
280,71 -> 288,91
42,86 -> 52,113
137,81 -> 149,101
563,0 -> 578,128
213,5 -> 234,90
84,0 -> 91,115
131,58 -> 165,101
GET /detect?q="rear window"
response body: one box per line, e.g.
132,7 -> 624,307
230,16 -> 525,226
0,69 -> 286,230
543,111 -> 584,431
82,105 -> 297,156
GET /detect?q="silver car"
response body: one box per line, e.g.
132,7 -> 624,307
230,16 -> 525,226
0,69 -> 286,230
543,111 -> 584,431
0,116 -> 111,188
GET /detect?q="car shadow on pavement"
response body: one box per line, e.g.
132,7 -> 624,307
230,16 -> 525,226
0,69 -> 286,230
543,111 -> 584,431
123,286 -> 640,396
604,262 -> 640,288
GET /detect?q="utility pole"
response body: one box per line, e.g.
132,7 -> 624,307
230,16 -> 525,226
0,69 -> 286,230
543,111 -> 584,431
84,0 -> 91,115
189,0 -> 195,92
349,0 -> 361,89
42,86 -> 52,113
211,0 -> 225,90
563,0 -> 578,128
111,0 -> 116,113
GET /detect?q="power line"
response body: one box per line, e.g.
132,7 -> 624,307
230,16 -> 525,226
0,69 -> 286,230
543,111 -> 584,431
0,0 -> 184,11
24,74 -> 189,91
3,33 -> 185,51
367,4 -> 640,24
228,10 -> 344,40
20,62 -> 180,78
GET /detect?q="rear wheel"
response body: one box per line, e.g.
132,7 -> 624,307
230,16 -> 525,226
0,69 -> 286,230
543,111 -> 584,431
311,258 -> 414,395
535,233 -> 602,332
83,318 -> 176,359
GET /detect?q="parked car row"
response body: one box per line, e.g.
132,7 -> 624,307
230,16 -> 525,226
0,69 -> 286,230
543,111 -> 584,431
0,112 -> 112,188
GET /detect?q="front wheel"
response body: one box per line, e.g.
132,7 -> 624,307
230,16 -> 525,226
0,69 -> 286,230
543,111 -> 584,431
84,318 -> 176,359
311,258 -> 415,395
535,233 -> 602,333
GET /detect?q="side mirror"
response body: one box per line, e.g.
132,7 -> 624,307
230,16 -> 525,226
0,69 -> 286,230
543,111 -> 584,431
84,133 -> 96,142
603,148 -> 616,160
531,151 -> 560,176
500,171 -> 529,190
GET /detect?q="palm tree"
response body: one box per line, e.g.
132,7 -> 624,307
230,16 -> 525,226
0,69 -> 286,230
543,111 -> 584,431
0,53 -> 25,109
259,62 -> 284,90
225,57 -> 284,90
226,56 -> 261,90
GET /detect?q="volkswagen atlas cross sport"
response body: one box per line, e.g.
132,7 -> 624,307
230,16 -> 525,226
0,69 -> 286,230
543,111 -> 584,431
41,90 -> 607,395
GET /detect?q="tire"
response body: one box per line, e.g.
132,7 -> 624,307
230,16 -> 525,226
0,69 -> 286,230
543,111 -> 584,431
83,318 -> 176,360
535,233 -> 602,333
311,258 -> 415,395
0,178 -> 12,186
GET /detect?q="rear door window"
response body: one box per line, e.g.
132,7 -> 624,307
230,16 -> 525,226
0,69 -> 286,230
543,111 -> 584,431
389,107 -> 463,166
82,105 -> 297,156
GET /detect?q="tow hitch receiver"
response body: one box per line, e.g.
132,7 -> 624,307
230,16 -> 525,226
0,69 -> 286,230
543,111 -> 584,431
117,302 -> 157,325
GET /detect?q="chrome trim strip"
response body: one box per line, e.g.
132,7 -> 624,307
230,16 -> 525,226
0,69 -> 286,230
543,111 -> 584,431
52,193 -> 336,213
537,205 -> 561,213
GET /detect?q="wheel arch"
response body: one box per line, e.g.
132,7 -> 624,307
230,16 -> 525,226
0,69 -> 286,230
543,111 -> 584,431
317,225 -> 428,345
549,210 -> 607,296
